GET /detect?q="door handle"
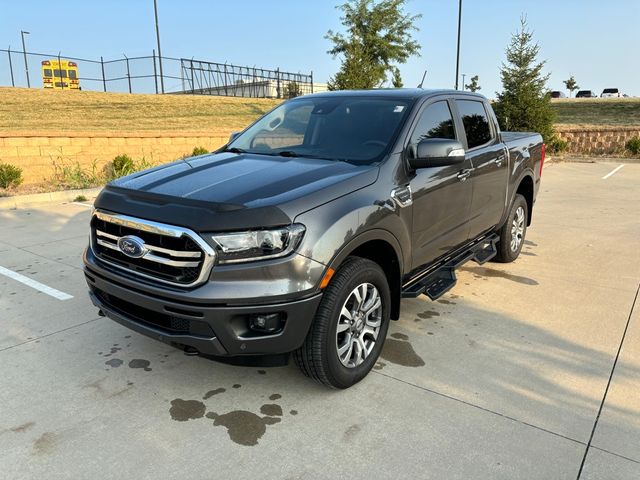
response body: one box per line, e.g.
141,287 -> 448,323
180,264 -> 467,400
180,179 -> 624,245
495,155 -> 506,167
457,169 -> 472,182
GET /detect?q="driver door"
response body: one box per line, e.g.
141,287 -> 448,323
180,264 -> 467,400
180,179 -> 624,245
407,99 -> 474,270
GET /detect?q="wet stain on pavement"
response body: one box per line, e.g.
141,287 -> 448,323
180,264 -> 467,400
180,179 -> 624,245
343,424 -> 361,442
437,299 -> 455,305
206,410 -> 281,446
10,421 -> 35,433
168,388 -> 297,446
257,370 -> 267,375
462,266 -> 538,286
381,336 -> 425,367
232,384 -> 242,389
203,388 -> 226,400
105,358 -> 123,368
391,332 -> 409,340
417,310 -> 440,320
33,432 -> 56,455
373,361 -> 386,370
260,404 -> 283,417
169,399 -> 206,422
128,359 -> 152,371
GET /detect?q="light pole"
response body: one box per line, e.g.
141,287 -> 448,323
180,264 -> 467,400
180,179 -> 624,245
461,73 -> 466,91
153,0 -> 165,93
454,0 -> 462,90
20,30 -> 30,88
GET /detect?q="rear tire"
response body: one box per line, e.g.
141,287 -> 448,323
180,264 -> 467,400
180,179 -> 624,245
494,194 -> 528,263
293,257 -> 390,389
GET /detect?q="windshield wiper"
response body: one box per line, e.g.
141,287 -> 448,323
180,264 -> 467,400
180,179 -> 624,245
221,147 -> 246,154
277,150 -> 300,157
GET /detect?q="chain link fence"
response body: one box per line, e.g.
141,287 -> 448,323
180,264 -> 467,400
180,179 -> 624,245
0,48 -> 314,98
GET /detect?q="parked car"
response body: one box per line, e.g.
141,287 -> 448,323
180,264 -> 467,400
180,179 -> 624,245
575,90 -> 598,98
601,88 -> 621,98
84,89 -> 544,388
550,91 -> 566,98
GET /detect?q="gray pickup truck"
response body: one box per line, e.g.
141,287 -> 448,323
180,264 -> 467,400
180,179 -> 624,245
84,89 -> 544,388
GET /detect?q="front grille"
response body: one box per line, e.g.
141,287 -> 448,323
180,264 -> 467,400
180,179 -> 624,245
90,211 -> 215,287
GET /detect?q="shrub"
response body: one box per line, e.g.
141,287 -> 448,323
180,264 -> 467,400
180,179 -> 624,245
106,154 -> 153,180
191,146 -> 209,156
73,195 -> 88,202
548,137 -> 568,154
626,136 -> 640,155
0,163 -> 23,189
51,160 -> 102,190
111,154 -> 135,177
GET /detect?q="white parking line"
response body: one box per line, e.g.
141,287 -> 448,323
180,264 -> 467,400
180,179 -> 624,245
0,265 -> 73,301
602,164 -> 625,180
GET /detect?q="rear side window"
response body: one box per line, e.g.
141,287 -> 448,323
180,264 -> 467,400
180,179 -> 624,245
456,100 -> 493,149
408,101 -> 456,154
43,68 -> 52,77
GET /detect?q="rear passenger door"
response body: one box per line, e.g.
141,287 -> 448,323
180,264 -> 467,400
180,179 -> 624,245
407,99 -> 474,270
454,99 -> 508,239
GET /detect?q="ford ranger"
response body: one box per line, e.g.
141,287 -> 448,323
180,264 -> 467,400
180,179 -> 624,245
84,89 -> 544,388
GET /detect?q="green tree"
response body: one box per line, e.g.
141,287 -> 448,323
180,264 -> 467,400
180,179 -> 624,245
563,75 -> 579,97
285,81 -> 302,98
391,67 -> 403,88
326,0 -> 421,90
465,75 -> 481,92
493,17 -> 556,144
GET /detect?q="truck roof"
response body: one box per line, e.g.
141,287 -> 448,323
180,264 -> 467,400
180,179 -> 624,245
303,88 -> 486,101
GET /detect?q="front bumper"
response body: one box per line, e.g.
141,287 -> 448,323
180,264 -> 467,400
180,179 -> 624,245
84,248 -> 324,356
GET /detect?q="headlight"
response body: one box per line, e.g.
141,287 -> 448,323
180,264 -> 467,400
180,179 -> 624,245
209,224 -> 305,264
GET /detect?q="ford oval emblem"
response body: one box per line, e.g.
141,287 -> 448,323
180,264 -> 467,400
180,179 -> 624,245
117,235 -> 147,258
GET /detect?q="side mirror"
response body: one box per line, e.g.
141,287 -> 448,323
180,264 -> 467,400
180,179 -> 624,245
409,138 -> 466,169
228,131 -> 241,143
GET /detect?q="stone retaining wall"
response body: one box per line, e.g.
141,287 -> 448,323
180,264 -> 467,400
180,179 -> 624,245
556,127 -> 640,155
0,131 -> 229,184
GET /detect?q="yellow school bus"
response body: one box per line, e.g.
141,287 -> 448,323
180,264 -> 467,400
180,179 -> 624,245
41,59 -> 80,90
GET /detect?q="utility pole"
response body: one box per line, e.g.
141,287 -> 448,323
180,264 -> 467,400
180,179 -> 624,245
153,0 -> 165,93
454,0 -> 462,90
20,30 -> 30,88
461,73 -> 466,91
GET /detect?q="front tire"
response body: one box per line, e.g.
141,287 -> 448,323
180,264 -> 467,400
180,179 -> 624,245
494,194 -> 528,263
293,257 -> 391,389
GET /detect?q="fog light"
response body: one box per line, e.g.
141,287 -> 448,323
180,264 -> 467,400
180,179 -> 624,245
249,313 -> 285,333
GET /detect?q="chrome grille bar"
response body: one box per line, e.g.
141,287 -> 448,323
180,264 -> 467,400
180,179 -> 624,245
90,210 -> 216,288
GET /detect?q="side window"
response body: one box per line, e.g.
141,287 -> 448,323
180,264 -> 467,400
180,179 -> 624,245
456,100 -> 493,149
408,101 -> 456,156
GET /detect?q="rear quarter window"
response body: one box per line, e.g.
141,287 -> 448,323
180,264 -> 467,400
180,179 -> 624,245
455,100 -> 493,149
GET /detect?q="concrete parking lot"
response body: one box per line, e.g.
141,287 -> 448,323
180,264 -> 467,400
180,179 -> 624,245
0,161 -> 638,479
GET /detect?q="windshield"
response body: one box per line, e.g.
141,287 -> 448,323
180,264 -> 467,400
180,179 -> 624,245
228,96 -> 413,164
603,88 -> 618,94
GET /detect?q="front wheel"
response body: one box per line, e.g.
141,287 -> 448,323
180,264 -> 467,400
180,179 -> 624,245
494,193 -> 528,263
293,257 -> 391,389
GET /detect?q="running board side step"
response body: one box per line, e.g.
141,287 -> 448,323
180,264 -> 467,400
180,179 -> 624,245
401,234 -> 499,300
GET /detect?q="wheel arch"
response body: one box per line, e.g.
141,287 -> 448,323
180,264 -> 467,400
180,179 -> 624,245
515,173 -> 535,226
328,230 -> 403,320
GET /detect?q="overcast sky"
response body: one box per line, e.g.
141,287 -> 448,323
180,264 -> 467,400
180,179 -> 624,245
1,0 -> 638,96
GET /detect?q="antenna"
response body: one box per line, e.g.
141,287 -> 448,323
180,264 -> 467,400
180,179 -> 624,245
417,70 -> 427,89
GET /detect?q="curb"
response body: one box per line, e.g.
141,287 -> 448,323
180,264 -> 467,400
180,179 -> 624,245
0,187 -> 102,210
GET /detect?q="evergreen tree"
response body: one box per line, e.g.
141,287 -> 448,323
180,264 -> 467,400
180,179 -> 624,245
494,17 -> 555,144
392,67 -> 403,88
465,75 -> 481,92
326,0 -> 421,90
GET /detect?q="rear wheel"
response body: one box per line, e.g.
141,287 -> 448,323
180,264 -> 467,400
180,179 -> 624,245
494,194 -> 528,263
293,257 -> 390,389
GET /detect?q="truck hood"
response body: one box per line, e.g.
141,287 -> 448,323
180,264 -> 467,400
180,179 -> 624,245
94,152 -> 378,232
